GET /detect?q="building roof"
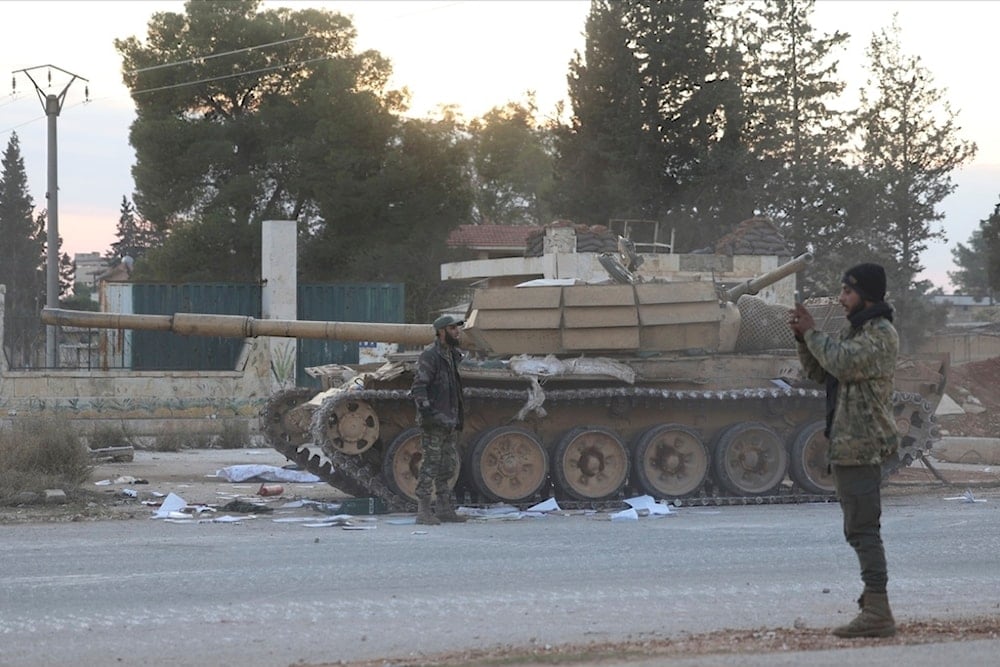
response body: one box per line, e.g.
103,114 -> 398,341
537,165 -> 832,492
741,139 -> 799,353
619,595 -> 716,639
446,224 -> 538,249
714,217 -> 794,256
931,295 -> 997,307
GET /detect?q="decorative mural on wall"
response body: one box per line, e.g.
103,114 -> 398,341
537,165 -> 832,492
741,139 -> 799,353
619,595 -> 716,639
269,340 -> 297,388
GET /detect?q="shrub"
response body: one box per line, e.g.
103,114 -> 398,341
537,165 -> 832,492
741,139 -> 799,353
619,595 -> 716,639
152,431 -> 213,452
212,420 -> 250,449
88,421 -> 137,450
0,416 -> 93,499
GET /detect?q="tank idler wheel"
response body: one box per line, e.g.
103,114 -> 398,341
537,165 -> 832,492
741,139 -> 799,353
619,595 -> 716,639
553,426 -> 629,501
712,422 -> 788,496
382,428 -> 460,503
631,424 -> 709,499
321,399 -> 380,455
788,421 -> 834,495
469,426 -> 548,503
263,389 -> 315,447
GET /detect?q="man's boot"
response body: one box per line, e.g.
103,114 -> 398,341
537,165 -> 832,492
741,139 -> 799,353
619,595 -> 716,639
415,495 -> 440,525
434,490 -> 467,523
832,591 -> 896,638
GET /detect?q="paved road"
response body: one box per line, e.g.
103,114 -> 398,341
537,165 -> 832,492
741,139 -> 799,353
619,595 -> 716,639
1,489 -> 998,666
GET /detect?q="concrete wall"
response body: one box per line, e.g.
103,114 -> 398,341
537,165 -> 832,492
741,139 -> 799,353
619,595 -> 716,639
0,221 -> 296,441
918,332 -> 1000,365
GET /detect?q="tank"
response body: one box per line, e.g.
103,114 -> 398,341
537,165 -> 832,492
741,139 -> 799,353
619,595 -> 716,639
41,252 -> 947,511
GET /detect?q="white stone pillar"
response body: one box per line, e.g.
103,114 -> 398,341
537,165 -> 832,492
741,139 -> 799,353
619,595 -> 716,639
261,221 -> 298,389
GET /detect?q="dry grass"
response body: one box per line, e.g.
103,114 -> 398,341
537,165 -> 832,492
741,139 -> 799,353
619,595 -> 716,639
0,416 -> 93,502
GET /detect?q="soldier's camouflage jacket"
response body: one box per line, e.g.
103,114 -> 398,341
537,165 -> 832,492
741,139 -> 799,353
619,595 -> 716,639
411,339 -> 465,431
797,314 -> 899,466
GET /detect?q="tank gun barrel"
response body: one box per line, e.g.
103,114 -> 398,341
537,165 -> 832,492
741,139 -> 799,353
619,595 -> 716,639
725,252 -> 813,302
40,308 -> 435,346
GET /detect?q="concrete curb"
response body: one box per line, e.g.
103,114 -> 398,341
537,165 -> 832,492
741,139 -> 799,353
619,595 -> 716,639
932,437 -> 1000,465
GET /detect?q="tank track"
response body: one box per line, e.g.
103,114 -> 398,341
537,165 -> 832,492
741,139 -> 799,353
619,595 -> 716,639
262,385 -> 937,510
262,388 -> 413,512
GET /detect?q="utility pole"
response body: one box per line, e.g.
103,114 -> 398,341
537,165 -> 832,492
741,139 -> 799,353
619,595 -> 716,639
12,65 -> 88,368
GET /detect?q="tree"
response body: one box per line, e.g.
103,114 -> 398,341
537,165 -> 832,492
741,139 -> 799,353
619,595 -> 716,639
108,196 -> 161,262
116,0 -> 403,281
980,198 -> 1000,296
0,133 -> 46,367
852,16 -> 976,350
553,0 -> 768,250
948,227 -> 992,299
468,99 -> 555,227
60,282 -> 101,312
737,0 -> 854,289
299,112 -> 474,323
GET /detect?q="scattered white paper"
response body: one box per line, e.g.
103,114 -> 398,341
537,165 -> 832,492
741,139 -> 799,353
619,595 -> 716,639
94,479 -> 112,486
610,507 -> 639,521
213,464 -> 321,483
944,489 -> 987,503
624,494 -> 674,516
153,492 -> 187,518
527,498 -> 561,513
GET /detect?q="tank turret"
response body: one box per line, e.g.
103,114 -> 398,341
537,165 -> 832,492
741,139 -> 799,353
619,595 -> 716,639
462,252 -> 813,356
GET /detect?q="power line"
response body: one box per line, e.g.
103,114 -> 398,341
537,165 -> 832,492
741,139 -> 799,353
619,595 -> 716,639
2,53 -> 336,137
124,35 -> 311,75
129,54 -> 336,97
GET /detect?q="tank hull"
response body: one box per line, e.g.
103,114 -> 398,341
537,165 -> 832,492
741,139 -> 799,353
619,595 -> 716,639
264,351 -> 945,510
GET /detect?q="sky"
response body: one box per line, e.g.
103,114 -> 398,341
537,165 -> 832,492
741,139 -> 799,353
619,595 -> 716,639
1,0 -> 998,292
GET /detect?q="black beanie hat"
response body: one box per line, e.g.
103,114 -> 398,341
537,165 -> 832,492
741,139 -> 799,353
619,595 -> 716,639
842,263 -> 886,303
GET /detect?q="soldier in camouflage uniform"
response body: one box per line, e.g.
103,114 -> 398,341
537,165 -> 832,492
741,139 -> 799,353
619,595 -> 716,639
410,314 -> 467,525
789,263 -> 898,638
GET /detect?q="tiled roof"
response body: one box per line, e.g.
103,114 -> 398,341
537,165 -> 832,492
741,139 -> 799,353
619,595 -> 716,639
446,224 -> 538,248
715,217 -> 794,256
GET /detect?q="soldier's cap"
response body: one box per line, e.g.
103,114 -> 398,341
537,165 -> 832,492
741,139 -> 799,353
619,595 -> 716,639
842,263 -> 886,303
433,314 -> 465,330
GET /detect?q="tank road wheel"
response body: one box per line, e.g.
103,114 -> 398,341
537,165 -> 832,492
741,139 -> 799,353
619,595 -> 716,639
469,426 -> 548,503
631,424 -> 709,499
712,422 -> 788,496
382,428 -> 459,503
553,426 -> 629,501
319,399 -> 380,455
788,421 -> 835,495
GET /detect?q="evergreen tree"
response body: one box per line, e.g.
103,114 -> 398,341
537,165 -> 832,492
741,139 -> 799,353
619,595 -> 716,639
107,196 -> 161,262
553,0 -> 756,250
738,0 -> 853,288
59,250 -> 74,297
852,16 -> 976,350
980,198 -> 1000,296
948,227 -> 992,299
0,133 -> 46,366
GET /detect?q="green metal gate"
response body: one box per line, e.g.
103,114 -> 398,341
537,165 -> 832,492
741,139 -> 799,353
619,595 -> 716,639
129,282 -> 405,386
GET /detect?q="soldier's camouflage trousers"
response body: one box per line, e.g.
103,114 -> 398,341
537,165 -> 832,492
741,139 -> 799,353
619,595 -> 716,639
415,423 -> 459,499
833,463 -> 888,593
